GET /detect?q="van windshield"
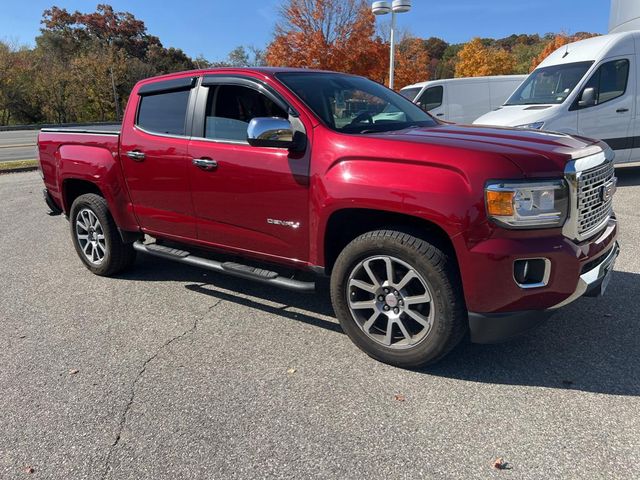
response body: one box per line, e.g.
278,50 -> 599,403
505,61 -> 594,105
399,87 -> 421,101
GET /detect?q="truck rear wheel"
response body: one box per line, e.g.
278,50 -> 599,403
330,230 -> 467,368
69,194 -> 136,276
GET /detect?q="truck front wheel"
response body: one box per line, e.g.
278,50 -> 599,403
330,230 -> 467,368
69,194 -> 136,276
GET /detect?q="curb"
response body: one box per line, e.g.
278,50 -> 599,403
0,166 -> 39,174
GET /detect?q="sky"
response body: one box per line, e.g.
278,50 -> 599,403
0,0 -> 611,61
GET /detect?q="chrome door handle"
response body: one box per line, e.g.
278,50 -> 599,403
192,158 -> 218,171
126,150 -> 145,161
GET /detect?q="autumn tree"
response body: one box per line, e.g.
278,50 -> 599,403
454,38 -> 516,77
265,0 -> 387,81
394,38 -> 430,89
37,4 -> 194,121
530,32 -> 600,71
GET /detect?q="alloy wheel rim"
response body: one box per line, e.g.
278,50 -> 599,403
75,208 -> 106,265
347,255 -> 435,350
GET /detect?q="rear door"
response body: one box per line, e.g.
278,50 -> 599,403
186,75 -> 311,262
120,77 -> 198,237
577,57 -> 634,162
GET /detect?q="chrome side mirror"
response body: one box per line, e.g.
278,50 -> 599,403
578,87 -> 596,108
247,117 -> 295,149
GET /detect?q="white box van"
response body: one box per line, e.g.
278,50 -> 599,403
399,76 -> 527,124
474,32 -> 639,164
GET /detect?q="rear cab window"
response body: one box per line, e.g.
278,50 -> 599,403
136,79 -> 194,135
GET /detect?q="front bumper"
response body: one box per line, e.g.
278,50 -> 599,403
469,240 -> 620,343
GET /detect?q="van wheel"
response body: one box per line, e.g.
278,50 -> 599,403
330,230 -> 467,368
69,194 -> 136,276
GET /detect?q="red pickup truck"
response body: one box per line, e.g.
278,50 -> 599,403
38,68 -> 619,367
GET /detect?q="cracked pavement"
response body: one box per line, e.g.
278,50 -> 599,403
1,170 -> 640,479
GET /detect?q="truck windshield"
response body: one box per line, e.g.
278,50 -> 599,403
505,61 -> 594,105
276,72 -> 436,134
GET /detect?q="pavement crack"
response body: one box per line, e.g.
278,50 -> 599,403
100,300 -> 223,479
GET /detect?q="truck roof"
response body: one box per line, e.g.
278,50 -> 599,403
136,67 -> 347,86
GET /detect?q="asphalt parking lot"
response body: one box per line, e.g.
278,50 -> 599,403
1,169 -> 639,479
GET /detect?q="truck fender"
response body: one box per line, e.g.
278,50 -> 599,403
311,158 -> 475,266
56,144 -> 139,232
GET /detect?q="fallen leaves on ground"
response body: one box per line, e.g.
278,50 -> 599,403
287,368 -> 297,375
493,457 -> 510,470
69,369 -> 79,375
394,393 -> 406,402
24,465 -> 35,474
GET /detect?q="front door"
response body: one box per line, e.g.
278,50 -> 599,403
120,78 -> 197,238
577,57 -> 634,162
187,77 -> 311,263
416,85 -> 445,120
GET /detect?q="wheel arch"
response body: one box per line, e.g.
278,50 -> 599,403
322,208 -> 458,275
62,178 -> 104,213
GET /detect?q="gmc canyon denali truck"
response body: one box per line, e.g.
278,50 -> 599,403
38,68 -> 620,367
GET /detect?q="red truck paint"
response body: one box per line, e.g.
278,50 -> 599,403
38,68 -> 618,319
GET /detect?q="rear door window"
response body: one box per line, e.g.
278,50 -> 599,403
137,90 -> 191,135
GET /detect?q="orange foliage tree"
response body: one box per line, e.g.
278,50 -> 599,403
454,38 -> 516,77
530,33 -> 600,71
394,38 -> 430,89
265,0 -> 387,81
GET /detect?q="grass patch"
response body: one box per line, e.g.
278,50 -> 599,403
0,159 -> 38,172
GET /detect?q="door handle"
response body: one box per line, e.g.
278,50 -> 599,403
436,113 -> 444,117
192,158 -> 218,171
616,108 -> 629,113
126,150 -> 145,161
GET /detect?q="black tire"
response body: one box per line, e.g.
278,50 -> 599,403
330,230 -> 467,368
69,193 -> 136,276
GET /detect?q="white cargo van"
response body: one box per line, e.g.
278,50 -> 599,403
399,76 -> 526,124
474,32 -> 640,164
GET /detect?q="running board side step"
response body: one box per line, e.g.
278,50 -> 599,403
133,242 -> 316,292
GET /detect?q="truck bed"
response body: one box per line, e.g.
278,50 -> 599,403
40,124 -> 121,135
38,125 -> 125,223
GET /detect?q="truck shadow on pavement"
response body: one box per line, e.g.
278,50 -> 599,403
122,256 -> 640,397
616,165 -> 640,186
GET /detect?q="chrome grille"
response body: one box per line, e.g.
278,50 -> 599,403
577,160 -> 615,237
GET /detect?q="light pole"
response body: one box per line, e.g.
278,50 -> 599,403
372,0 -> 412,90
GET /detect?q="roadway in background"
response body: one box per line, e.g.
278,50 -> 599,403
0,130 -> 38,163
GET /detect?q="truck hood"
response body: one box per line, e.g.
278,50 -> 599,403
371,123 -> 603,176
472,104 -> 560,127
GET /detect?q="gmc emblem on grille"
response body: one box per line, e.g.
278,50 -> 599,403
600,179 -> 617,202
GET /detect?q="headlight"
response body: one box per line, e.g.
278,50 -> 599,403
485,180 -> 568,228
516,122 -> 545,130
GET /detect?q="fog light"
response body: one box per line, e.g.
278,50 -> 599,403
513,258 -> 550,288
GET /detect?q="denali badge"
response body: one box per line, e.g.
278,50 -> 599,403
267,219 -> 300,229
600,179 -> 617,202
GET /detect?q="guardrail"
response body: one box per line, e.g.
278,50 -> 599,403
0,121 -> 120,132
